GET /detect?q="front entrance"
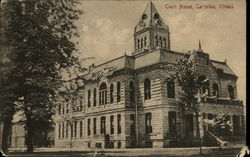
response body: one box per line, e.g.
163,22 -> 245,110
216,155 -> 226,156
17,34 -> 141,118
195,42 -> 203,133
184,114 -> 194,139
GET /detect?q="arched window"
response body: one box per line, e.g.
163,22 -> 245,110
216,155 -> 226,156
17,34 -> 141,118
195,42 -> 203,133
163,37 -> 167,48
110,84 -> 114,103
141,38 -> 143,49
145,112 -> 152,133
159,36 -> 162,47
129,81 -> 135,103
93,88 -> 97,107
99,83 -> 107,105
198,75 -> 210,95
144,36 -> 147,47
137,39 -> 140,49
167,80 -> 175,98
212,83 -> 219,98
117,82 -> 121,102
155,35 -> 158,46
228,85 -> 234,99
144,78 -> 151,100
100,116 -> 106,134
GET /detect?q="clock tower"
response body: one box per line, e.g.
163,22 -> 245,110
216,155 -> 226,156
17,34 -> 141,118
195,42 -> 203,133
133,2 -> 170,55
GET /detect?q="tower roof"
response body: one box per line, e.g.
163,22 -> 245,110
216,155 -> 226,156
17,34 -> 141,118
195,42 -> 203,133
135,2 -> 169,33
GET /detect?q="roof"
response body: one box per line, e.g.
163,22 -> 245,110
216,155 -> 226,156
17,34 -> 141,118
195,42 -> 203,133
65,49 -> 236,83
211,60 -> 236,76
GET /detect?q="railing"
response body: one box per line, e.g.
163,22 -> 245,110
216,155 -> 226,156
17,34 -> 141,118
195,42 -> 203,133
207,131 -> 227,148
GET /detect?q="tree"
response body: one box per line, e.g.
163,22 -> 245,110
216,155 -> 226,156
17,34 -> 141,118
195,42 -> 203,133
2,0 -> 82,152
168,52 -> 208,153
0,62 -> 18,153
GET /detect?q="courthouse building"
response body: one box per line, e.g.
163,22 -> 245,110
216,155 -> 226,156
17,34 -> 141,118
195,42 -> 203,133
54,2 -> 244,148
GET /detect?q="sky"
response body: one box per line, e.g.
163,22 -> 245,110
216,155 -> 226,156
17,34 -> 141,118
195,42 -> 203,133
75,0 -> 246,102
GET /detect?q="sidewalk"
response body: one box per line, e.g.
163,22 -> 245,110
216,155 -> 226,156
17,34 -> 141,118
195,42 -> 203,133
8,145 -> 243,157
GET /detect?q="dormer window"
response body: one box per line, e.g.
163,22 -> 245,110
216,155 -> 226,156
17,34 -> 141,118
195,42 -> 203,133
137,39 -> 140,50
212,83 -> 219,98
163,38 -> 167,48
159,36 -> 162,47
155,35 -> 158,46
198,75 -> 210,96
141,38 -> 143,49
228,85 -> 234,99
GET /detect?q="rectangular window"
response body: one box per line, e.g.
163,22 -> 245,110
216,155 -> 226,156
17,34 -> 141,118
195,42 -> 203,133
62,123 -> 64,138
101,116 -> 106,134
62,105 -> 65,114
58,123 -> 61,138
117,114 -> 121,134
88,119 -> 91,136
93,118 -> 97,135
99,91 -> 101,106
145,113 -> 152,134
93,89 -> 96,107
66,104 -> 69,114
117,82 -> 121,102
102,91 -> 105,105
66,123 -> 68,138
71,123 -> 73,138
88,90 -> 91,108
80,121 -> 83,138
168,111 -> 177,137
74,121 -> 77,137
130,114 -> 136,136
110,115 -> 114,135
79,99 -> 83,111
58,104 -> 61,115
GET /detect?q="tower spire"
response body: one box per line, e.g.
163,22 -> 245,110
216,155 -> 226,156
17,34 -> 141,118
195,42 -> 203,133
198,39 -> 203,52
133,1 -> 170,55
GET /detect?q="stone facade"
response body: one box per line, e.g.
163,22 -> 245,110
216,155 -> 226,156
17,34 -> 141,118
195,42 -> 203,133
54,2 -> 244,149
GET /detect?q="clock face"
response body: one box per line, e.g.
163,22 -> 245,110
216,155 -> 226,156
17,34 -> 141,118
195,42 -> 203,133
154,13 -> 160,19
142,14 -> 148,20
139,14 -> 147,27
